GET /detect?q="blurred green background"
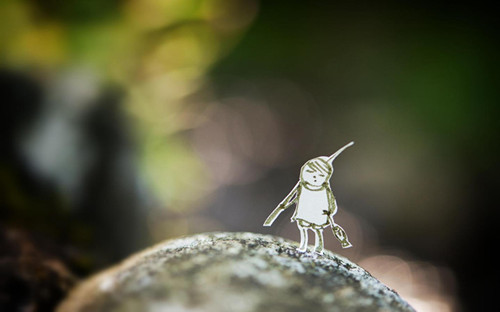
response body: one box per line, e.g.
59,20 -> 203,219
1,0 -> 498,311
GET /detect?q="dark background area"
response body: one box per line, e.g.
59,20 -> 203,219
1,1 -> 499,311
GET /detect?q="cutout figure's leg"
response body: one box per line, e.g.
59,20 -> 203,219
298,223 -> 308,252
313,228 -> 324,254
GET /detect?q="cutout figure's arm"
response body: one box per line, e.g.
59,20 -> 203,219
263,182 -> 299,226
325,190 -> 353,248
328,190 -> 338,218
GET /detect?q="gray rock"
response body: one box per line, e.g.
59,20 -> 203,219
57,232 -> 415,312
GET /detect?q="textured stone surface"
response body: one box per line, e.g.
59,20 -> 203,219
57,232 -> 415,312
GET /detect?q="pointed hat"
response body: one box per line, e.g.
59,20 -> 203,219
326,141 -> 354,166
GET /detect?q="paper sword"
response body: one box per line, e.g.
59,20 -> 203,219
263,182 -> 299,226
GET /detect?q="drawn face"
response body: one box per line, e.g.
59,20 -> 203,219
301,161 -> 330,187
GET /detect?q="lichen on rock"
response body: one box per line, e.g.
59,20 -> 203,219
57,232 -> 415,312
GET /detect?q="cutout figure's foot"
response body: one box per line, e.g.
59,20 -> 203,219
297,246 -> 308,253
314,247 -> 324,255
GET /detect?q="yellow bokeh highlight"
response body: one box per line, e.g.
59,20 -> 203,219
142,136 -> 212,213
124,0 -> 200,31
6,22 -> 67,67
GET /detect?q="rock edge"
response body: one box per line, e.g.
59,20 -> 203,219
57,232 -> 415,312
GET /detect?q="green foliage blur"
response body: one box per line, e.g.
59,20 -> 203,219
0,0 -> 257,216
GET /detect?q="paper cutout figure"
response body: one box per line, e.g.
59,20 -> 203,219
264,142 -> 354,254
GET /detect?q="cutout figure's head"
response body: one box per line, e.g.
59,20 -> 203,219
300,157 -> 332,187
298,142 -> 354,188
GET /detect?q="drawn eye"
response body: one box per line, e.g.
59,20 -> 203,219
319,174 -> 325,177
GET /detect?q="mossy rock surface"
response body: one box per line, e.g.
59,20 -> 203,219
57,232 -> 415,312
